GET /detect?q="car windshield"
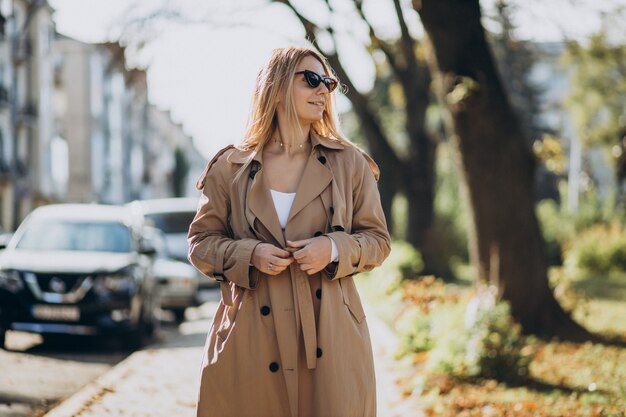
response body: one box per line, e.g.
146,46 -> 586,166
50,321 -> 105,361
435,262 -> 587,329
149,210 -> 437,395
145,212 -> 195,234
15,221 -> 133,253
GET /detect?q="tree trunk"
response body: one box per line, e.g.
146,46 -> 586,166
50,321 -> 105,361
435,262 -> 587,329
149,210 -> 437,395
402,61 -> 439,273
415,0 -> 590,339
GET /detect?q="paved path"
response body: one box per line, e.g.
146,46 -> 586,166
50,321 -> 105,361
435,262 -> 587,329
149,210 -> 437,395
44,299 -> 424,417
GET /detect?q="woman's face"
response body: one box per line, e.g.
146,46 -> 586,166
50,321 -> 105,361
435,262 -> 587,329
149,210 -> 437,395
288,55 -> 330,125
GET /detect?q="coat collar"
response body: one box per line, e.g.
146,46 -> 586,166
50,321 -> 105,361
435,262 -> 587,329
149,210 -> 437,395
226,131 -> 344,165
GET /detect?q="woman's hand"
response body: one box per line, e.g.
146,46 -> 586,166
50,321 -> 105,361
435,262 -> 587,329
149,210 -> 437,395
251,243 -> 294,275
287,237 -> 332,275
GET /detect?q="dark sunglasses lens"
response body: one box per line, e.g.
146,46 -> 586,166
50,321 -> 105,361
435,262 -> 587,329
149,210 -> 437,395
324,79 -> 338,92
304,71 -> 322,88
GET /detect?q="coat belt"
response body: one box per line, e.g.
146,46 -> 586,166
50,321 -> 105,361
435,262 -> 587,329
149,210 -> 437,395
292,264 -> 317,369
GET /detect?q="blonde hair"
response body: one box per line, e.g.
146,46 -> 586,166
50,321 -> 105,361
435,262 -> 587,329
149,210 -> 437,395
238,46 -> 350,154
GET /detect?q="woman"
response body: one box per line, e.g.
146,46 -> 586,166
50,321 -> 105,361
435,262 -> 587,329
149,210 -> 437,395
188,46 -> 391,417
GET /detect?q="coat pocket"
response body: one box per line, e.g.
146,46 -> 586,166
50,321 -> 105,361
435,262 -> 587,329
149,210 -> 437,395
339,277 -> 366,323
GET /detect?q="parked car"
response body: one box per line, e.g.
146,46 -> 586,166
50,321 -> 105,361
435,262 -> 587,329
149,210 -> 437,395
0,204 -> 160,349
142,226 -> 199,323
128,198 -> 212,289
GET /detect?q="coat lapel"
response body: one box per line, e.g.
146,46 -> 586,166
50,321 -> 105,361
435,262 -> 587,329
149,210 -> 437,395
286,151 -> 333,224
247,164 -> 286,248
286,131 -> 343,223
227,146 -> 286,247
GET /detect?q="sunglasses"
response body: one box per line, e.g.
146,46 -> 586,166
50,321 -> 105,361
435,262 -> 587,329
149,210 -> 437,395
295,70 -> 338,93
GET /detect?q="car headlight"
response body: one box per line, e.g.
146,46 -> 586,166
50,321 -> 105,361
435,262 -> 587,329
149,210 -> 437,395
93,267 -> 138,295
0,270 -> 23,292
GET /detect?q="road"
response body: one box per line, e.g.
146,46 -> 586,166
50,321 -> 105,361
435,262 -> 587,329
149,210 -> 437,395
0,289 -> 220,417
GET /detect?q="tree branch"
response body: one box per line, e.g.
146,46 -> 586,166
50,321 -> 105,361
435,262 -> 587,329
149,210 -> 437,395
392,0 -> 419,75
352,0 -> 400,72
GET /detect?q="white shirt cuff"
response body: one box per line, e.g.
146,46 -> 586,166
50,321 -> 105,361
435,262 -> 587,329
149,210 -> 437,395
329,236 -> 338,263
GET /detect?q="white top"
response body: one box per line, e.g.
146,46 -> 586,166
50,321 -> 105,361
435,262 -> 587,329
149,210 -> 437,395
270,189 -> 296,229
270,189 -> 338,263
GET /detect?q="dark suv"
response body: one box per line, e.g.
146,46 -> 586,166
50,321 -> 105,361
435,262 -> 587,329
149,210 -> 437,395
0,204 -> 160,349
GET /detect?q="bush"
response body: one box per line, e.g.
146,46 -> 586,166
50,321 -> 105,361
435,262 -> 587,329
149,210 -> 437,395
395,307 -> 433,357
564,221 -> 626,275
426,289 -> 533,382
462,289 -> 534,381
396,283 -> 534,383
537,184 -> 625,268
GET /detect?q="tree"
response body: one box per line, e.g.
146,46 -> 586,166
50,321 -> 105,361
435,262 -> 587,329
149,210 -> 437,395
415,0 -> 590,339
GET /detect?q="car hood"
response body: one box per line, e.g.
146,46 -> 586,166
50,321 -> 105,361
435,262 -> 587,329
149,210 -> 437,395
0,250 -> 137,274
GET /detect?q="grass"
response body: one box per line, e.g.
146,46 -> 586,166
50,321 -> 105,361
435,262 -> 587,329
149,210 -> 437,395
357,264 -> 626,417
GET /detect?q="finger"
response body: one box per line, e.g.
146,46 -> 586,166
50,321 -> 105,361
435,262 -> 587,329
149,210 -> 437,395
293,249 -> 307,261
271,256 -> 293,266
265,263 -> 285,275
272,247 -> 292,258
287,239 -> 311,248
299,263 -> 313,272
274,265 -> 290,273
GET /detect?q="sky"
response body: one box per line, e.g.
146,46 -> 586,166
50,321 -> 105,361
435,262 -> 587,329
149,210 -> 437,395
46,0 -> 625,159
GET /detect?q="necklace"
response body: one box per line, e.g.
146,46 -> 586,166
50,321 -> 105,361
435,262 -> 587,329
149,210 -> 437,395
273,135 -> 310,149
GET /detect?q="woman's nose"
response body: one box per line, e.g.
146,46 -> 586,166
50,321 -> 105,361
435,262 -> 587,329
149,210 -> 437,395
316,85 -> 328,95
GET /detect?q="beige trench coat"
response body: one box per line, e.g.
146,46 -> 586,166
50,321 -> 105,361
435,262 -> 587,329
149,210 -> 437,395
188,132 -> 391,417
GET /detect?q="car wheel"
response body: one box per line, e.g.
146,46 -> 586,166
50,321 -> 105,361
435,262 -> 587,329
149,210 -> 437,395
172,308 -> 186,324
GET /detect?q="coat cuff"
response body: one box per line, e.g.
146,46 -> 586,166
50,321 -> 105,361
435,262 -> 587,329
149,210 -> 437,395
224,238 -> 262,289
323,231 -> 355,280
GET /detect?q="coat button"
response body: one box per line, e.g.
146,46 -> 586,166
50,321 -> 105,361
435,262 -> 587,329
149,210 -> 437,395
314,231 -> 323,237
269,362 -> 280,372
260,305 -> 271,316
249,170 -> 258,179
329,206 -> 334,215
316,347 -> 323,358
333,225 -> 344,232
318,156 -> 327,164
316,288 -> 321,300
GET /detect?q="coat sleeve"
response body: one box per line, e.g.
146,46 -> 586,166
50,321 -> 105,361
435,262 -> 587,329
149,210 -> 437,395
187,151 -> 262,289
324,150 -> 391,280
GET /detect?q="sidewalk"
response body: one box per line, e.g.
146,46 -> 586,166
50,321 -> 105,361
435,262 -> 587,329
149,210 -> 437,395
44,300 -> 424,417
